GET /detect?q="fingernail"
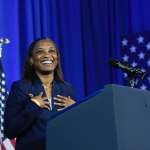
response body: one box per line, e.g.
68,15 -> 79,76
29,93 -> 33,97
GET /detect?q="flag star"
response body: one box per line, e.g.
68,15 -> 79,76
146,42 -> 150,50
1,80 -> 5,85
122,38 -> 128,46
1,118 -> 4,123
1,95 -> 5,100
1,103 -> 4,107
122,55 -> 129,62
131,61 -> 137,67
137,36 -> 144,43
141,68 -> 146,73
123,73 -> 128,78
147,59 -> 150,66
1,88 -> 5,93
140,84 -> 147,90
0,38 -> 4,43
1,125 -> 4,130
148,77 -> 150,83
5,38 -> 10,44
130,46 -> 136,53
138,52 -> 145,59
1,111 -> 4,115
1,73 -> 5,78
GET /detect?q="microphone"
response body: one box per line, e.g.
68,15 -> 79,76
109,58 -> 146,80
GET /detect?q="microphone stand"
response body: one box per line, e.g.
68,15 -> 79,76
126,73 -> 138,88
125,69 -> 145,88
109,58 -> 146,88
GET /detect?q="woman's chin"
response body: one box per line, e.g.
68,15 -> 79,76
37,70 -> 54,75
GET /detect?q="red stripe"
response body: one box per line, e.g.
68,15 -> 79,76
1,138 -> 16,150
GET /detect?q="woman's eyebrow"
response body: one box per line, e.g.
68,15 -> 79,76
35,47 -> 44,50
36,47 -> 55,49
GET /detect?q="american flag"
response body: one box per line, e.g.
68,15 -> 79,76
121,32 -> 150,90
0,39 -> 15,150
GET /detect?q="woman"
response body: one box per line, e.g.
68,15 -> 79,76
4,38 -> 76,150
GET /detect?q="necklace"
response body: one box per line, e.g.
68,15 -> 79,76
42,84 -> 50,89
42,84 -> 52,98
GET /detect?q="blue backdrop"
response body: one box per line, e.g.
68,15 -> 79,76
0,0 -> 150,101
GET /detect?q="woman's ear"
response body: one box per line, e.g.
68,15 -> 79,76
29,58 -> 33,65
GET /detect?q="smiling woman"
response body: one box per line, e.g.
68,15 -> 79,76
30,39 -> 58,74
24,38 -> 63,82
4,38 -> 76,150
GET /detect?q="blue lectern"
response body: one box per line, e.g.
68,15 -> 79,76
47,84 -> 150,150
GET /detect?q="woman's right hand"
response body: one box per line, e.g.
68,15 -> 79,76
29,92 -> 50,110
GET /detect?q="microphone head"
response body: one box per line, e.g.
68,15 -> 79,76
109,58 -> 147,80
109,59 -> 119,67
109,58 -> 131,69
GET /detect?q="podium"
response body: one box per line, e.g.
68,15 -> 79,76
47,84 -> 150,150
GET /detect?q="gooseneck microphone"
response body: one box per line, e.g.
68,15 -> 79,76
109,58 -> 146,80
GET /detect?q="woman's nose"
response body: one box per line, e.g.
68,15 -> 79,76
43,51 -> 51,57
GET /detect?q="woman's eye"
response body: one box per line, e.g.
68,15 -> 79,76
49,49 -> 56,53
34,48 -> 57,55
36,50 -> 43,54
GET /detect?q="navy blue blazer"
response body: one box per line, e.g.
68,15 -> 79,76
4,79 -> 75,150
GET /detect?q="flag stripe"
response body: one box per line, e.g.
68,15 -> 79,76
2,139 -> 15,150
0,40 -> 16,150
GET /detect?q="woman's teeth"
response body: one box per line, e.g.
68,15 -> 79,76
42,60 -> 53,64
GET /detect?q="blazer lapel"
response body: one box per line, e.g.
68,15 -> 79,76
31,79 -> 44,96
51,80 -> 62,112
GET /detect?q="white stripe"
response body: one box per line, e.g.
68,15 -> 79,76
0,131 -> 2,150
3,138 -> 15,150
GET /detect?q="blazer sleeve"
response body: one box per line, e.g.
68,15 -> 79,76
4,82 -> 43,139
63,83 -> 76,100
67,85 -> 76,100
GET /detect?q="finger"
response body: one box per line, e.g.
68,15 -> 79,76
31,99 -> 41,107
41,97 -> 48,101
57,108 -> 65,111
44,101 -> 50,105
31,99 -> 35,102
43,105 -> 50,110
54,97 -> 66,102
28,93 -> 34,98
56,95 -> 68,100
54,102 -> 65,107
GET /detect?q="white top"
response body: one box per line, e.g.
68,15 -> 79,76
48,97 -> 52,110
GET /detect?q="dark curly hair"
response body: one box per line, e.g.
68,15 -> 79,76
22,38 -> 64,83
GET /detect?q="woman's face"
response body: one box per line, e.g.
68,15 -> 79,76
30,39 -> 58,74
